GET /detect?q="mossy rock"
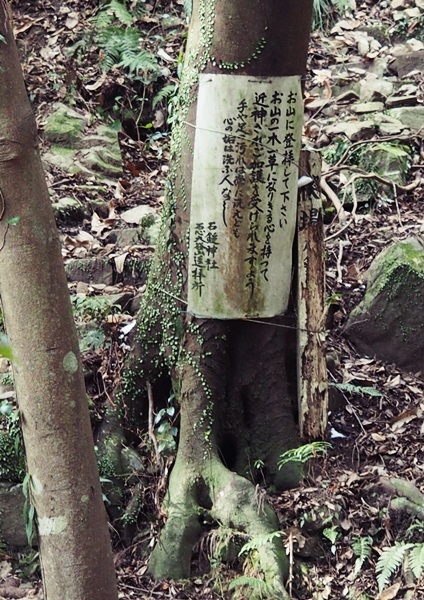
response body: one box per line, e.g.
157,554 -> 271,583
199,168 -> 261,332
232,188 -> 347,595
120,255 -> 152,286
79,146 -> 122,176
42,104 -> 123,180
44,103 -> 86,146
65,257 -> 114,286
344,237 -> 424,374
52,197 -> 90,224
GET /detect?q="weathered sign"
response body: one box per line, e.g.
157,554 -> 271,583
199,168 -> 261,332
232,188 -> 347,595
188,74 -> 303,319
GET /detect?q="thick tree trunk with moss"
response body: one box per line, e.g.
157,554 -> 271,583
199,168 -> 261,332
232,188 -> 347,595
0,6 -> 118,600
123,0 -> 313,596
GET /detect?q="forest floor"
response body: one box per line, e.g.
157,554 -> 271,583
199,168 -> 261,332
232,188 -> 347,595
5,0 -> 424,598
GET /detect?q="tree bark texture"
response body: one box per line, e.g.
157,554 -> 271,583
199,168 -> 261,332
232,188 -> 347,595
0,8 -> 118,600
297,151 -> 328,440
122,0 -> 313,596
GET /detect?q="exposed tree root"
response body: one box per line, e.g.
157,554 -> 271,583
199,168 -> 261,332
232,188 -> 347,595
149,450 -> 290,599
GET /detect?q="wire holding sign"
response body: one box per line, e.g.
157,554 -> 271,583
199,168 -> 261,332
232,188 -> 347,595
188,74 -> 303,319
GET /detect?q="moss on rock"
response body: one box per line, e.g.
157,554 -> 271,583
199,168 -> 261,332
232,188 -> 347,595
345,237 -> 424,373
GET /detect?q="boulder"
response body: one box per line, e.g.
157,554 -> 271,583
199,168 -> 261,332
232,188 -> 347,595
120,205 -> 158,225
387,106 -> 424,131
344,238 -> 424,375
390,50 -> 424,77
0,483 -> 27,547
325,120 -> 376,141
42,104 -> 123,181
359,78 -> 394,102
44,103 -> 86,146
65,257 -> 114,286
52,197 -> 89,224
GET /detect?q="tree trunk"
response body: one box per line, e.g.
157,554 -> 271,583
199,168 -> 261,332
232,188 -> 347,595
122,0 -> 313,596
0,7 -> 118,600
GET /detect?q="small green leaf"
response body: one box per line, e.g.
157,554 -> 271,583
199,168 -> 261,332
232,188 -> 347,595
323,526 -> 339,545
0,34 -> 5,44
6,216 -> 20,226
0,335 -> 14,362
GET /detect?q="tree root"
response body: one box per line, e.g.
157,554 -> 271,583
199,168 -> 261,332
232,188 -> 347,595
149,454 -> 290,599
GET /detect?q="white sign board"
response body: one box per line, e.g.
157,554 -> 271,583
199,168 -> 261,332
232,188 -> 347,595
188,74 -> 303,319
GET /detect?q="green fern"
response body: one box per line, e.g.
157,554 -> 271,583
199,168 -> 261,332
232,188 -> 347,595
153,84 -> 178,109
92,1 -> 160,81
278,441 -> 331,470
106,0 -> 133,26
239,531 -> 282,556
96,26 -> 160,81
408,543 -> 424,580
352,536 -> 373,576
228,575 -> 269,595
376,542 -> 414,592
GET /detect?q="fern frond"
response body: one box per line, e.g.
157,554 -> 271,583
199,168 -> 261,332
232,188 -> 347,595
376,543 -> 414,592
409,543 -> 424,580
153,84 -> 178,109
119,49 -> 158,72
107,0 -> 133,26
352,536 -> 373,576
92,9 -> 114,30
239,531 -> 282,556
228,575 -> 269,594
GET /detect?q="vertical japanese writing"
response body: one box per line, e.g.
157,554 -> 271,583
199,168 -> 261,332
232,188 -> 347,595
215,86 -> 299,295
189,75 -> 302,318
191,222 -> 219,297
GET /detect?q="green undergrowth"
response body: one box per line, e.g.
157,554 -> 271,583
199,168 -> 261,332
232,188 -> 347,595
68,0 -> 182,138
312,0 -> 351,29
0,399 -> 25,483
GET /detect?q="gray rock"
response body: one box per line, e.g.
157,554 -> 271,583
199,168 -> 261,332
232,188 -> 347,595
359,78 -> 394,102
65,257 -> 114,286
378,121 -> 405,135
390,50 -> 424,77
388,106 -> 424,130
385,94 -> 418,108
120,205 -> 158,225
52,197 -> 89,224
326,120 -> 377,141
344,238 -> 424,375
120,255 -> 152,286
335,90 -> 360,104
105,228 -> 141,247
351,101 -> 385,114
0,483 -> 27,547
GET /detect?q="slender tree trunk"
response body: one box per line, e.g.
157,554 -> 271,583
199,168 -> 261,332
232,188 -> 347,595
0,7 -> 118,600
122,0 -> 313,596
